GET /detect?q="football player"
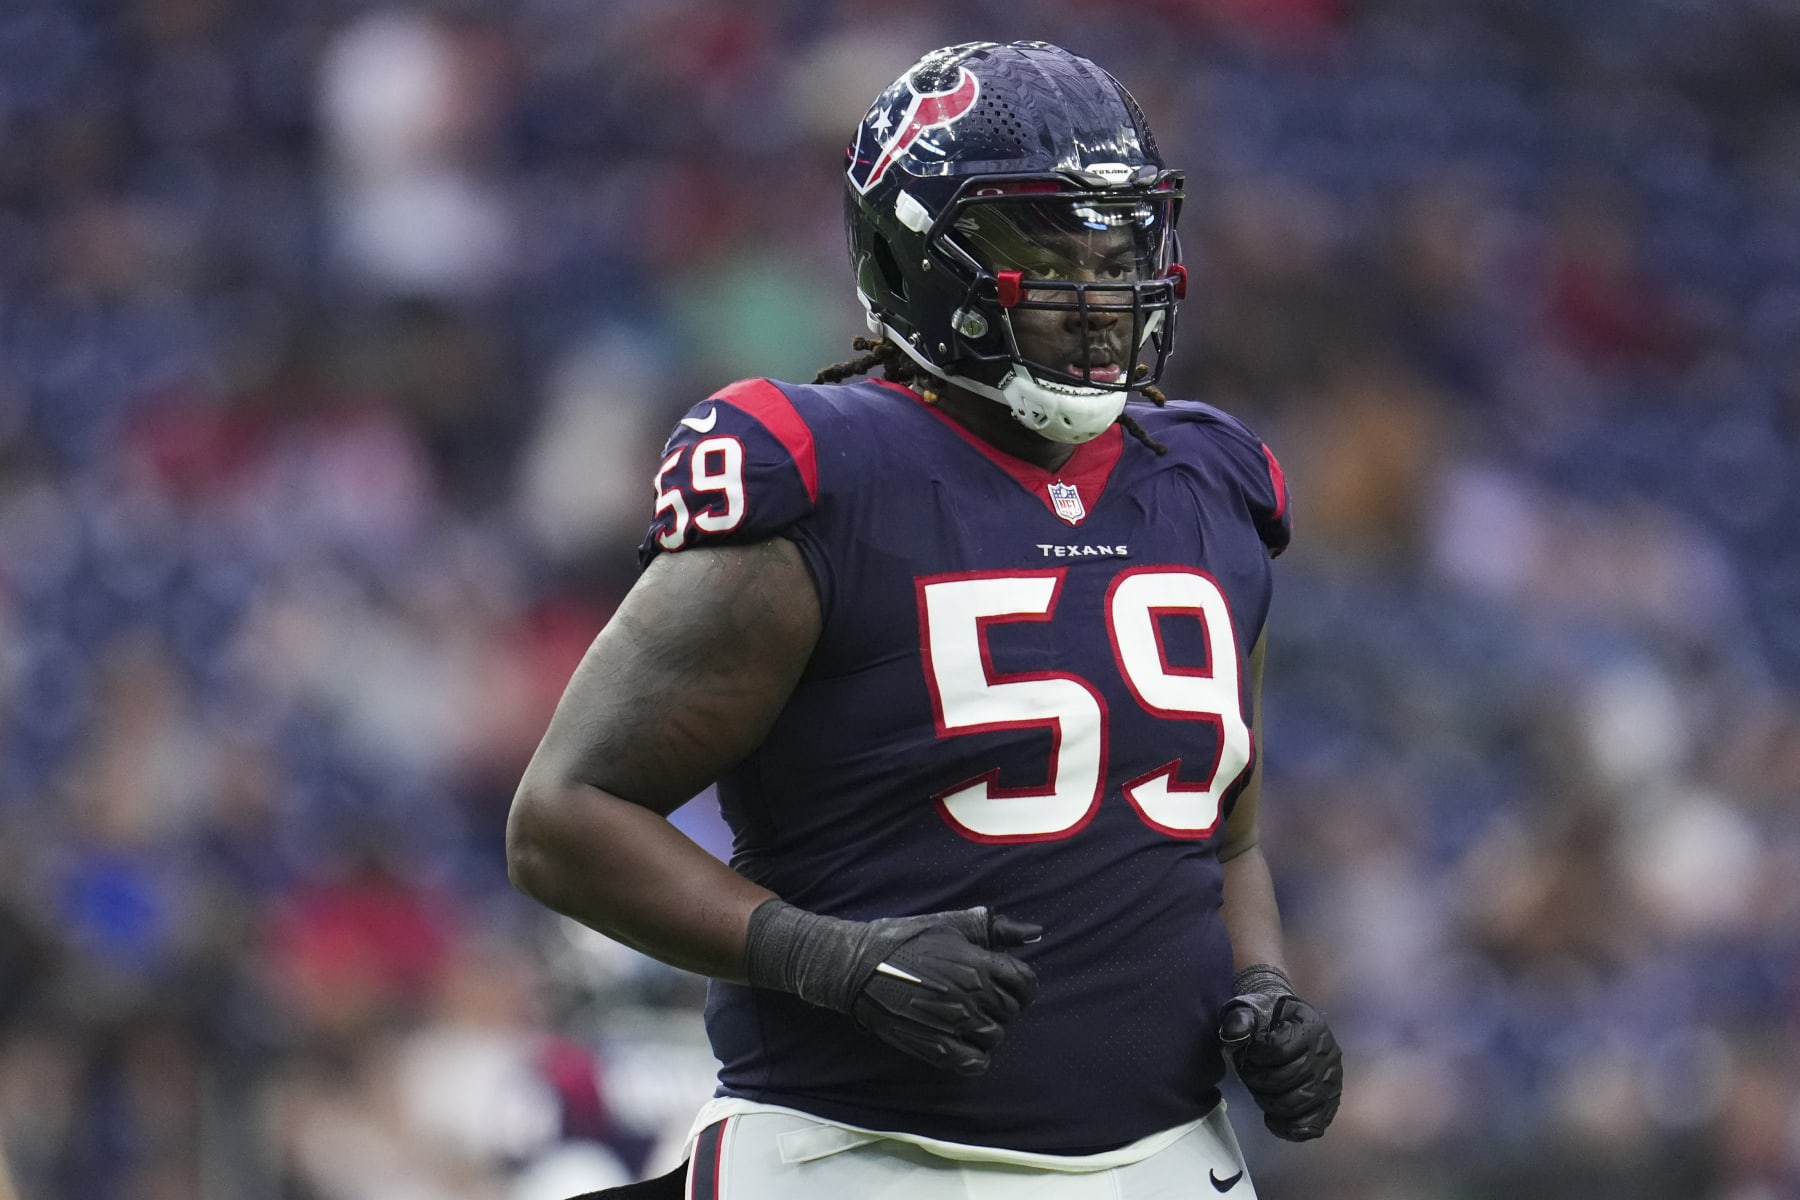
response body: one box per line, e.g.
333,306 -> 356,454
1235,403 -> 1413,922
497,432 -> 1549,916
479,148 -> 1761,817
510,40 -> 1342,1200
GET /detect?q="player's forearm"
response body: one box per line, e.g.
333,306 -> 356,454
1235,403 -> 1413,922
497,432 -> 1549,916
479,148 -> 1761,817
506,779 -> 773,982
1219,843 -> 1288,974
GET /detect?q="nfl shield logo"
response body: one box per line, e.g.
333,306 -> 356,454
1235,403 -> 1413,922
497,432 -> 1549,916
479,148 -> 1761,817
1049,481 -> 1086,525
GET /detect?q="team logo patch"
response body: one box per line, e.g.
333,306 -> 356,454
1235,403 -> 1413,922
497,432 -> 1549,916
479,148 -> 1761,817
849,65 -> 980,194
1048,481 -> 1086,525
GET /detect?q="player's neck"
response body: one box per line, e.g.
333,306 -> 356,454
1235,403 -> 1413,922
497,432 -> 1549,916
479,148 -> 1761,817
933,384 -> 1077,473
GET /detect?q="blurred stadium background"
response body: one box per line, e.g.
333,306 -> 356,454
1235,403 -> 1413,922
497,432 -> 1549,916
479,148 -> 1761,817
0,0 -> 1798,1197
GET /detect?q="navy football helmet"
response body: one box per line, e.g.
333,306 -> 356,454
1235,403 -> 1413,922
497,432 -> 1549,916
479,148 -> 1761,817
845,41 -> 1184,443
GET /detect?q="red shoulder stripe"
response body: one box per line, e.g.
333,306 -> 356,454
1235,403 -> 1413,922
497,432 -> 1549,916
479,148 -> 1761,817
1262,443 -> 1288,520
714,379 -> 818,504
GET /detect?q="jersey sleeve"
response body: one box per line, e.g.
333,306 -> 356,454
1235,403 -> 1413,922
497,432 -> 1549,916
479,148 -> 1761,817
1244,431 -> 1290,557
1199,407 -> 1291,558
638,378 -> 820,567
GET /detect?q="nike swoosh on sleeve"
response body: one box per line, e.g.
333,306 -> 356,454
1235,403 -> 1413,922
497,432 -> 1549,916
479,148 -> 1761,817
679,407 -> 718,433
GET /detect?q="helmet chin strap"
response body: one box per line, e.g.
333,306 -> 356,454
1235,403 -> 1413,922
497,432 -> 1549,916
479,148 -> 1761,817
862,305 -> 1126,445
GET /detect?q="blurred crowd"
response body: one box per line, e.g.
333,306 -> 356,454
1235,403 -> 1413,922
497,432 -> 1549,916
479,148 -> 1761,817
1,1 -> 1798,1198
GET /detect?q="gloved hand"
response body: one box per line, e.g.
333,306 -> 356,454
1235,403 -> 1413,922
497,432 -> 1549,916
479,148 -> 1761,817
1218,964 -> 1343,1141
745,899 -> 1040,1075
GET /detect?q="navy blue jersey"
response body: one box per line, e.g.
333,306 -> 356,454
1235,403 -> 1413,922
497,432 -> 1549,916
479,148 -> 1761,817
641,377 -> 1290,1153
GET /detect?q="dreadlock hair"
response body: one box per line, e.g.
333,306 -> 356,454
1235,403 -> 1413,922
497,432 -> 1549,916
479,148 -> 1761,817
813,337 -> 932,397
1122,367 -> 1169,455
813,338 -> 1169,455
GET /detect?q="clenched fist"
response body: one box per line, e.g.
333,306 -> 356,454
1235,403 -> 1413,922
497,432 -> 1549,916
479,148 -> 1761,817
1219,964 -> 1343,1141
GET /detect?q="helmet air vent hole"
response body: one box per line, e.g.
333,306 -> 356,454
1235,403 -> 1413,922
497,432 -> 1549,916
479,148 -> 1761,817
872,235 -> 907,302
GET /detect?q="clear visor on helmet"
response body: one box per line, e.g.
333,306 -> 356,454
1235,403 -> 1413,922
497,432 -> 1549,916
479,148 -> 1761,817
949,193 -> 1174,291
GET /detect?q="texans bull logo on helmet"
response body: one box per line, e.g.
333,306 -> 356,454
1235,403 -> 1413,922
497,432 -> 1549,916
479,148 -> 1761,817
848,63 -> 980,194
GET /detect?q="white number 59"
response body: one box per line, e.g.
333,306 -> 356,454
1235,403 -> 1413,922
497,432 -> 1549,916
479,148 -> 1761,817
654,436 -> 746,550
918,567 -> 1251,842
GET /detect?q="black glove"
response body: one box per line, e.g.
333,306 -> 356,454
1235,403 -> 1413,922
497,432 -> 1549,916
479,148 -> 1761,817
1218,964 -> 1343,1141
744,899 -> 1040,1075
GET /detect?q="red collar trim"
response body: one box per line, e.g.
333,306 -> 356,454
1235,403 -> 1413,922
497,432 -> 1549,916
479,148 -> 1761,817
872,378 -> 925,402
882,381 -> 1126,522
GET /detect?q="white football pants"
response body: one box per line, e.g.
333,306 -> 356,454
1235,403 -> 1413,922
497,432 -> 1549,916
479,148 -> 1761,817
683,1100 -> 1256,1200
